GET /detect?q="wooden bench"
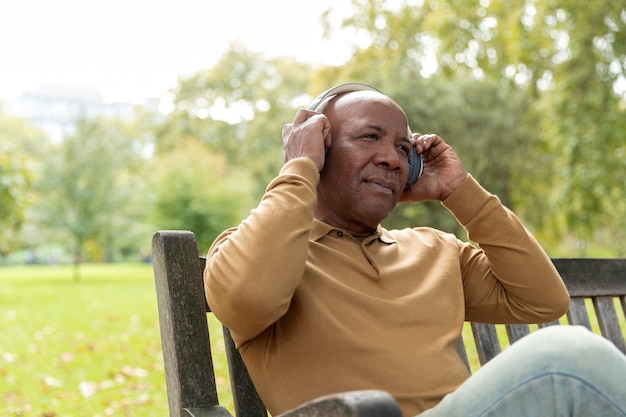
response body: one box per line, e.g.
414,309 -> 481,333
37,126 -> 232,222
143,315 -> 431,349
152,230 -> 626,417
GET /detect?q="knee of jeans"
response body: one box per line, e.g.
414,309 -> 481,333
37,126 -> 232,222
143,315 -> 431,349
518,325 -> 616,371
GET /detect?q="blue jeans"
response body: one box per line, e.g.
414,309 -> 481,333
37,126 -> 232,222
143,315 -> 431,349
419,326 -> 626,417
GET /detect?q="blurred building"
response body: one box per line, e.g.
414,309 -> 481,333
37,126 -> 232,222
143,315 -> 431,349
1,82 -> 157,143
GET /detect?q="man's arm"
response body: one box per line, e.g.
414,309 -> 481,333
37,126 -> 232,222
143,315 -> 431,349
204,158 -> 319,343
444,175 -> 570,323
205,108 -> 330,343
404,133 -> 568,322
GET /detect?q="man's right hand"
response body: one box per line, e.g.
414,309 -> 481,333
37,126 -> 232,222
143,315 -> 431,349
282,109 -> 331,172
400,133 -> 468,203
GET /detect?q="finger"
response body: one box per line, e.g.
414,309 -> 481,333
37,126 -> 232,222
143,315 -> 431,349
415,133 -> 435,153
293,109 -> 319,124
410,133 -> 421,147
282,123 -> 293,143
322,117 -> 332,149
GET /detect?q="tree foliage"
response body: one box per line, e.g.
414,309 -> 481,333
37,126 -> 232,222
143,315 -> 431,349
4,0 -> 626,262
149,138 -> 256,252
0,114 -> 46,253
36,117 -> 142,278
0,144 -> 32,230
386,75 -> 535,235
155,42 -> 315,195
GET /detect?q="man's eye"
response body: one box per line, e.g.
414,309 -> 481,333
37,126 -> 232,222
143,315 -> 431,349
398,144 -> 410,154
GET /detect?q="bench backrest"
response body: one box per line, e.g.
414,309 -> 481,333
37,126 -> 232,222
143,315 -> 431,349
152,230 -> 626,417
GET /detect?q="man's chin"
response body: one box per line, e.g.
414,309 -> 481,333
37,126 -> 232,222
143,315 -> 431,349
359,206 -> 395,227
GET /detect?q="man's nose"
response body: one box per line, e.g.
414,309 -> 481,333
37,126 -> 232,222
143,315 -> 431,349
373,143 -> 402,170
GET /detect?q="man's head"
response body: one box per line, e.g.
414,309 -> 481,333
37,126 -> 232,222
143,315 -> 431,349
314,89 -> 412,237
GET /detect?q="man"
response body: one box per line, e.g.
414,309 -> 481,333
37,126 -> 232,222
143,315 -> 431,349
204,84 -> 626,416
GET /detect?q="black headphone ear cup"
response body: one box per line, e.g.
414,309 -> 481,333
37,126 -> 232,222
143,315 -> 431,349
406,147 -> 423,190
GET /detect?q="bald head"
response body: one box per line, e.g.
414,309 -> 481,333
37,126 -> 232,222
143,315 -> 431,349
322,90 -> 410,134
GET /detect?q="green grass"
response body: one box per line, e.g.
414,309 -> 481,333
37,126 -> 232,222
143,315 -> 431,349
0,263 -> 234,417
1,263 -> 171,416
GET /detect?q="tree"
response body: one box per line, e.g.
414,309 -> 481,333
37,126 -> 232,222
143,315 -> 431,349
0,143 -> 35,247
156,43 -> 315,195
149,139 -> 256,252
526,2 -> 626,251
0,114 -> 47,258
386,75 -> 536,236
416,0 -> 626,250
37,116 -> 142,279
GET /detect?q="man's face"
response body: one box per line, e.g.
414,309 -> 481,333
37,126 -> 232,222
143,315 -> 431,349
315,91 -> 411,235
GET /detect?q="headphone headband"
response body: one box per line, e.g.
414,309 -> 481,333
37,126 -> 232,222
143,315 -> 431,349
308,83 -> 382,111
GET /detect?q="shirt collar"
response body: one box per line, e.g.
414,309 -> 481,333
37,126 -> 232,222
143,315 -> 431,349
311,219 -> 397,245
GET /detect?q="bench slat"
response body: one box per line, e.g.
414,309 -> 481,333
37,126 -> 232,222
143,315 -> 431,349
506,324 -> 530,344
566,298 -> 592,330
538,320 -> 560,328
456,338 -> 470,372
593,296 -> 626,353
223,327 -> 267,417
471,323 -> 502,365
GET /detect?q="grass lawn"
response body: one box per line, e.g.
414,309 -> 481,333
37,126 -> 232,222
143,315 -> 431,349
0,263 -> 232,417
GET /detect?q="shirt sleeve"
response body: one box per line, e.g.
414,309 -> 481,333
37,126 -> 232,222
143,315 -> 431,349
204,158 -> 320,343
442,175 -> 570,323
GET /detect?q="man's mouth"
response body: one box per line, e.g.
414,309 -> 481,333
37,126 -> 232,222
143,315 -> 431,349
365,178 -> 396,195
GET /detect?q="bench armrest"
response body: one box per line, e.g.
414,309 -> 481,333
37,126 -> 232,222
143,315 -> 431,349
184,390 -> 401,417
278,390 -> 402,417
184,405 -> 235,417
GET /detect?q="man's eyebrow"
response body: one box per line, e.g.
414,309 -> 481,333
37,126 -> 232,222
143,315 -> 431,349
364,124 -> 383,132
363,125 -> 411,144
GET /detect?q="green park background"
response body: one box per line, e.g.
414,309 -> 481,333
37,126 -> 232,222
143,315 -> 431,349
2,1 -> 625,415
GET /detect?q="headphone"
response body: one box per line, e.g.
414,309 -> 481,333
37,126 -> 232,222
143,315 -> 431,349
308,83 -> 423,190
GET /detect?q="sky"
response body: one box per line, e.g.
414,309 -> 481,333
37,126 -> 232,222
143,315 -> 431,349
0,0 -> 355,104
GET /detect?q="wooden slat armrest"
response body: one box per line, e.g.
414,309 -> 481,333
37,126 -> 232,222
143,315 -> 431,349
278,390 -> 402,417
184,405 -> 235,417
